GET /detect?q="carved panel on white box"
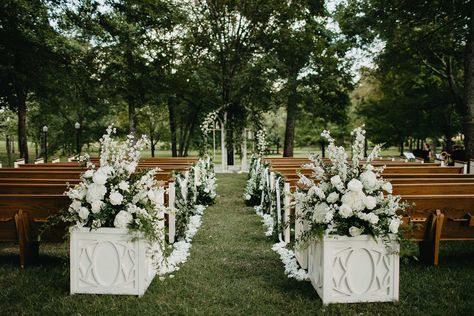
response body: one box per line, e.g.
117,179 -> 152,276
77,239 -> 138,289
331,246 -> 392,298
308,236 -> 399,304
70,227 -> 156,296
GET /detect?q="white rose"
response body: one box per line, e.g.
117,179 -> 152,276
83,169 -> 94,178
119,181 -> 130,192
324,211 -> 334,223
389,218 -> 401,234
347,179 -> 363,192
330,175 -> 342,186
326,192 -> 339,204
114,210 -> 133,228
309,186 -> 325,199
86,183 -> 107,203
366,213 -> 379,224
364,196 -> 377,210
109,191 -> 124,205
100,166 -> 113,175
360,171 -> 378,191
366,164 -> 374,171
339,204 -> 353,218
125,162 -> 137,174
341,191 -> 366,211
147,190 -> 160,204
382,182 -> 393,194
91,200 -> 103,213
92,170 -> 108,185
78,207 -> 89,220
69,186 -> 86,200
70,200 -> 82,211
312,202 -> 329,223
320,182 -> 330,192
349,226 -> 363,237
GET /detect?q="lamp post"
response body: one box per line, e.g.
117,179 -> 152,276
42,125 -> 48,162
75,122 -> 81,155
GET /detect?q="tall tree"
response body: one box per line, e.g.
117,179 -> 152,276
0,0 -> 67,162
184,0 -> 274,164
267,1 -> 351,156
337,0 -> 474,162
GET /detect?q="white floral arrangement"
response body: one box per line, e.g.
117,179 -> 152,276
295,127 -> 403,246
200,110 -> 219,136
193,154 -> 217,204
62,126 -> 166,253
255,129 -> 267,157
244,155 -> 270,205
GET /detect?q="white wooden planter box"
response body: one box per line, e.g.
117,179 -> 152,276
70,227 -> 157,296
308,235 -> 399,305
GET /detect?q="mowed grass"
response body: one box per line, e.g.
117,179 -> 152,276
1,174 -> 474,315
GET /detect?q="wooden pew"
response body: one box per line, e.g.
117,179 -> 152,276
393,183 -> 474,195
383,166 -> 463,174
390,178 -> 474,184
400,194 -> 474,265
384,173 -> 474,179
0,178 -> 81,184
0,194 -> 70,267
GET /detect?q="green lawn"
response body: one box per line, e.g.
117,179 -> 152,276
1,174 -> 474,315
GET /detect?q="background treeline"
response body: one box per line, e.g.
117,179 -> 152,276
1,0 -> 474,164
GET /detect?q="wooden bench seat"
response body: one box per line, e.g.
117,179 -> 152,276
400,194 -> 474,265
0,194 -> 70,267
393,183 -> 474,195
383,166 -> 463,174
390,178 -> 474,184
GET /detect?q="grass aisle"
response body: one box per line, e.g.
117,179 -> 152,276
1,174 -> 474,314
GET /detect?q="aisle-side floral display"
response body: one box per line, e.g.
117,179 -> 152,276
64,126 -> 167,296
295,127 -> 402,245
250,127 -> 405,304
55,125 -> 217,295
294,127 -> 403,304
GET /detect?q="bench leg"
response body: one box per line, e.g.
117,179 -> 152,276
418,210 -> 444,266
14,210 -> 38,268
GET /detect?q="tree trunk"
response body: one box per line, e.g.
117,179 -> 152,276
128,96 -> 137,137
17,95 -> 28,163
431,137 -> 438,159
227,124 -> 234,165
168,97 -> 177,157
6,135 -> 12,167
283,78 -> 298,157
465,3 -> 474,172
400,140 -> 404,156
183,120 -> 196,157
150,135 -> 155,157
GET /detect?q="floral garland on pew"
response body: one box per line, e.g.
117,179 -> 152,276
243,128 -> 269,205
243,129 -> 308,279
160,154 -> 217,277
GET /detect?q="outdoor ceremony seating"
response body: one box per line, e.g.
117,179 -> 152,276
0,157 -> 208,268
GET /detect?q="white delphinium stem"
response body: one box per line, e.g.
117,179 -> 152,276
255,129 -> 267,157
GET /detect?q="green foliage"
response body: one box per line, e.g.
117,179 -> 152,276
337,0 -> 470,149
